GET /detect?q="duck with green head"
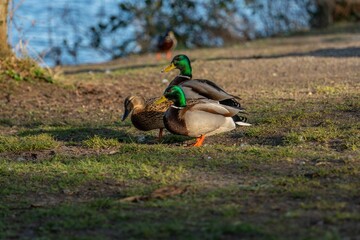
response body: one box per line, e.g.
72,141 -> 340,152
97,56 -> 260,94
156,86 -> 250,147
161,54 -> 243,110
162,54 -> 192,85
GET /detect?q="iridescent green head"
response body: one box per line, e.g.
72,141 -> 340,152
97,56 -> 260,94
156,86 -> 186,107
161,54 -> 192,77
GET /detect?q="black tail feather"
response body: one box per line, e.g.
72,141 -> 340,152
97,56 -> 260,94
219,98 -> 243,110
232,114 -> 248,123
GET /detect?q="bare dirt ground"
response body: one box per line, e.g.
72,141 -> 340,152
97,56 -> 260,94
2,25 -> 360,128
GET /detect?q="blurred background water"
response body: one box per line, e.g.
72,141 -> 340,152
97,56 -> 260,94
9,0 -> 315,67
10,0 -> 120,66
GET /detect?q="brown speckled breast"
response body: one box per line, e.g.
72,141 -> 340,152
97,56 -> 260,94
131,111 -> 165,131
130,98 -> 172,131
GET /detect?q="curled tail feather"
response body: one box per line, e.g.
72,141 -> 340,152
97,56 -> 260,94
232,115 -> 251,126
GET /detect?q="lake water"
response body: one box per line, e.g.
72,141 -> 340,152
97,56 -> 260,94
9,0 -> 312,67
10,0 -> 121,66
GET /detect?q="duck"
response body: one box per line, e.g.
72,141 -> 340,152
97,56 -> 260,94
156,30 -> 177,60
161,54 -> 243,110
156,86 -> 250,147
121,96 -> 172,139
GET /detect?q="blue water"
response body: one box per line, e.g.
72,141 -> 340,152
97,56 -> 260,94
10,0 -> 121,66
9,0 -> 312,67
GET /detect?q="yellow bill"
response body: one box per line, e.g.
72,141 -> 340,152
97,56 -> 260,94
155,95 -> 168,104
161,62 -> 176,73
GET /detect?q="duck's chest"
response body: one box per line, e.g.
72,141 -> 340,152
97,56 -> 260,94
131,111 -> 164,131
164,108 -> 188,136
168,77 -> 190,88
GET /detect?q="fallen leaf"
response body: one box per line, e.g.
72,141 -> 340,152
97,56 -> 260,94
118,185 -> 189,203
118,195 -> 148,203
150,185 -> 189,199
30,202 -> 47,208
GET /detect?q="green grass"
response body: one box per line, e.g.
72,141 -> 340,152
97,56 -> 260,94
0,133 -> 59,153
0,57 -> 53,83
1,139 -> 359,239
1,92 -> 359,239
83,135 -> 120,149
1,28 -> 360,239
1,91 -> 359,238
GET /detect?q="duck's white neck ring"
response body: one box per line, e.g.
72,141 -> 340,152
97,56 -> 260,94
178,75 -> 191,79
171,105 -> 185,109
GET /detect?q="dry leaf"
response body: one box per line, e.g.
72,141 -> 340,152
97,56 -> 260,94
118,185 -> 189,203
150,185 -> 189,199
118,195 -> 148,203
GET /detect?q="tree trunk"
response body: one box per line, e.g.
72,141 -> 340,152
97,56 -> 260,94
0,0 -> 12,58
310,0 -> 336,28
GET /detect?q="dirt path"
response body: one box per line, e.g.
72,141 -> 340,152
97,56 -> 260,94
2,25 -> 359,130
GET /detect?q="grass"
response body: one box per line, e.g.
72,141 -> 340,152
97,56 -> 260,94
1,137 -> 358,238
1,92 -> 359,239
0,133 -> 59,153
83,135 -> 120,149
0,57 -> 53,83
1,26 -> 360,239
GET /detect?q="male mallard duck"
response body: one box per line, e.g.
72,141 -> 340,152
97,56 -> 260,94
156,30 -> 177,60
161,54 -> 243,110
156,86 -> 250,147
122,96 -> 172,139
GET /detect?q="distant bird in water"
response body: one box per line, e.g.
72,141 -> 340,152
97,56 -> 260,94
156,30 -> 177,60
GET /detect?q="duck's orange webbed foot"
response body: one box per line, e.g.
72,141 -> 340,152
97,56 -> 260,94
156,52 -> 162,61
192,135 -> 205,147
166,51 -> 172,60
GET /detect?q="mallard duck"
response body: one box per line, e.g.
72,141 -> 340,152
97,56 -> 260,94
122,96 -> 172,139
161,54 -> 243,110
156,30 -> 177,60
156,86 -> 250,147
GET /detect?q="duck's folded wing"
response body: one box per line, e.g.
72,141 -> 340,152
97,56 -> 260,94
180,79 -> 240,100
188,102 -> 235,117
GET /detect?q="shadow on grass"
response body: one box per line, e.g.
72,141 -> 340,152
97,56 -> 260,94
207,46 -> 360,61
18,127 -> 130,143
230,132 -> 286,147
160,134 -> 193,146
0,118 -> 45,128
61,45 -> 358,76
62,63 -> 162,75
18,127 -> 191,145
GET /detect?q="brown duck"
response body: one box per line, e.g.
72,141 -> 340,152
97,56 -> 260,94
122,96 -> 172,139
156,30 -> 177,60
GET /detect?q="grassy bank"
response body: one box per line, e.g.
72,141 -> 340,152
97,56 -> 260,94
0,24 -> 359,239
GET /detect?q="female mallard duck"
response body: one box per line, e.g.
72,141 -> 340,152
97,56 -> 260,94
122,96 -> 172,139
161,54 -> 243,110
156,30 -> 177,60
156,86 -> 250,147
